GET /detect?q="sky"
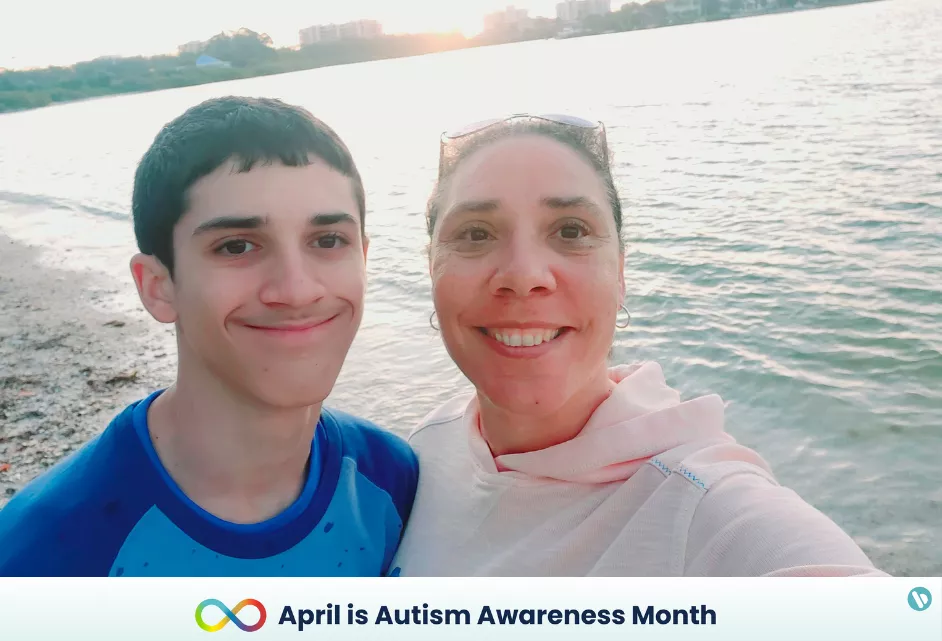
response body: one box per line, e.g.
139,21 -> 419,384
1,0 -> 564,70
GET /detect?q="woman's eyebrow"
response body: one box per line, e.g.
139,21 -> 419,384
444,199 -> 500,218
541,196 -> 605,216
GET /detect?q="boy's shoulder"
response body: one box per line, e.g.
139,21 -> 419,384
320,408 -> 418,520
0,400 -> 155,575
322,407 -> 415,466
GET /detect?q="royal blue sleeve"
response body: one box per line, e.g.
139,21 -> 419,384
324,410 -> 419,532
0,407 -> 157,576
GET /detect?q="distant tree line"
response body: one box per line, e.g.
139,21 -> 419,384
0,28 -> 474,113
0,0 -> 879,114
574,0 -> 875,35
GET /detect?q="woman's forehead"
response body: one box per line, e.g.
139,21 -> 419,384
446,135 -> 608,203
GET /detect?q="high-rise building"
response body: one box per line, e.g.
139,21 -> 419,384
299,20 -> 383,46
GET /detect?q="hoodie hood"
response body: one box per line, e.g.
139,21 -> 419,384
468,361 -> 731,483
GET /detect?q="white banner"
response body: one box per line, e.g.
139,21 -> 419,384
0,577 -> 938,640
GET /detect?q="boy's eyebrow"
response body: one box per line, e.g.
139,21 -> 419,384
192,212 -> 357,236
192,215 -> 265,235
310,212 -> 358,226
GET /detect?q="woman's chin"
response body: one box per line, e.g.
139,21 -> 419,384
477,382 -> 568,417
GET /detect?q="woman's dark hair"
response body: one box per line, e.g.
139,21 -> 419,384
426,119 -> 623,248
132,96 -> 365,277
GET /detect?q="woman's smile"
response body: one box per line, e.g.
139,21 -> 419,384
476,325 -> 574,359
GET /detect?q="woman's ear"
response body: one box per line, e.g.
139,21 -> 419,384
618,250 -> 627,301
130,253 -> 177,324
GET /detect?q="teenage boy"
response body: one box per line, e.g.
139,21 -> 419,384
0,97 -> 417,576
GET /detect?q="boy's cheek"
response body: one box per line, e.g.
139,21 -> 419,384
322,262 -> 368,294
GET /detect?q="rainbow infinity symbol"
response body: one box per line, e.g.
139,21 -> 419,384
195,598 -> 267,632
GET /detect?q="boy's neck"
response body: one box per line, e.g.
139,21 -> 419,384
146,370 -> 321,525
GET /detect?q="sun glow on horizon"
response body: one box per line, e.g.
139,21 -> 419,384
0,0 -> 551,69
378,10 -> 487,39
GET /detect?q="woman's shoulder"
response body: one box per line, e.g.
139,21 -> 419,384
650,438 -> 778,492
666,441 -> 884,576
409,393 -> 474,442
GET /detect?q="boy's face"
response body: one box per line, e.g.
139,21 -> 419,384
136,158 -> 368,408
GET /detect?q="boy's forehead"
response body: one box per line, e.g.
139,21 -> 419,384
180,158 -> 361,229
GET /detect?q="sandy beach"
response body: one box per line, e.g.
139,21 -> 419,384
0,232 -> 175,506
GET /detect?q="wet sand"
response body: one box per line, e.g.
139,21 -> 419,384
0,233 -> 174,506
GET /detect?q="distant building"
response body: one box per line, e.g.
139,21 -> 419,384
178,40 -> 205,55
195,55 -> 231,68
555,0 -> 611,22
299,20 -> 383,46
484,6 -> 532,34
300,25 -> 332,45
665,0 -> 702,19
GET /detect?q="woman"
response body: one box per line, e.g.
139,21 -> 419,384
391,114 -> 885,577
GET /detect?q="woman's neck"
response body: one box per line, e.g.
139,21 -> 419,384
478,368 -> 616,457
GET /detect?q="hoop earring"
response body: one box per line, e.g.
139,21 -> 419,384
429,311 -> 440,331
615,304 -> 631,329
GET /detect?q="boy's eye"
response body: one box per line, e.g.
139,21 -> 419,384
217,239 -> 255,255
316,234 -> 349,249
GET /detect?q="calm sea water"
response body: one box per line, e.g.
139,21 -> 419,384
1,0 -> 939,575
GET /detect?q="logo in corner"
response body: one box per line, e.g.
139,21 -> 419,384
908,587 -> 932,612
196,598 -> 267,632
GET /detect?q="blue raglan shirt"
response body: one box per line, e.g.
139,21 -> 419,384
0,391 -> 418,577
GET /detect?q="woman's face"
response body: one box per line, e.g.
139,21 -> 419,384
430,134 -> 625,416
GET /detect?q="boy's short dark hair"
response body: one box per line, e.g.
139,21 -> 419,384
132,96 -> 365,276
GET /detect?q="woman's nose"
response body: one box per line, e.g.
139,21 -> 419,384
489,239 -> 557,297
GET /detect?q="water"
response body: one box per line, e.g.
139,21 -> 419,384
1,0 -> 940,575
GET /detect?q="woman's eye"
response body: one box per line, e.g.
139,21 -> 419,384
461,228 -> 492,242
217,239 -> 255,255
559,224 -> 586,240
316,234 -> 348,249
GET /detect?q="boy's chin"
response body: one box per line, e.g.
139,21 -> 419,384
240,376 -> 336,411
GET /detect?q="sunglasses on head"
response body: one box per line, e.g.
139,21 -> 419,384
438,113 -> 608,177
442,113 -> 603,140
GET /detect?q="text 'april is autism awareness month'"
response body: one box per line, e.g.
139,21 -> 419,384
273,602 -> 718,631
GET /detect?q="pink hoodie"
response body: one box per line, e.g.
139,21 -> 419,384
392,362 -> 885,576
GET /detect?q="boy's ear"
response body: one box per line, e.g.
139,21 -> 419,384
130,253 -> 177,324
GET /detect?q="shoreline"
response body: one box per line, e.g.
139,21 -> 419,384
0,233 -> 174,506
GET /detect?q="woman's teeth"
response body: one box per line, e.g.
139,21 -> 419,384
487,328 -> 562,347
